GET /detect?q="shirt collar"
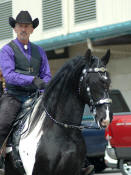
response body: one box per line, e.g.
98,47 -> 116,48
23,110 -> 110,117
14,38 -> 31,50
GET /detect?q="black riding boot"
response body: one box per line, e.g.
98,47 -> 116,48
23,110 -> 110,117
0,94 -> 22,175
0,154 -> 5,175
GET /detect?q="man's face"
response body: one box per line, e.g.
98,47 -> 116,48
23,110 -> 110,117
14,23 -> 34,42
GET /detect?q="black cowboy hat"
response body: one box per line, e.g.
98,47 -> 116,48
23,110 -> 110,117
9,11 -> 39,28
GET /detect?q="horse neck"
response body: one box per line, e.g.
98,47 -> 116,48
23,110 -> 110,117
54,93 -> 85,125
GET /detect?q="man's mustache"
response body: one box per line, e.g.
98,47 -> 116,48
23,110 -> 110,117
20,32 -> 27,35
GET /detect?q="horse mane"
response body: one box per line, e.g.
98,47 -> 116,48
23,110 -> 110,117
44,56 -> 86,111
27,56 -> 87,132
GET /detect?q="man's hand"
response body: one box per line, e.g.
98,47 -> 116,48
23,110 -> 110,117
33,77 -> 46,90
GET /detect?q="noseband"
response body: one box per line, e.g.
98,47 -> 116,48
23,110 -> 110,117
78,66 -> 112,115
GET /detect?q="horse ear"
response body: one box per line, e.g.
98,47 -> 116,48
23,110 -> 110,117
84,49 -> 92,65
101,49 -> 110,65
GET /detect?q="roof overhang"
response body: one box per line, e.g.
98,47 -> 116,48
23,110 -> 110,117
34,20 -> 131,51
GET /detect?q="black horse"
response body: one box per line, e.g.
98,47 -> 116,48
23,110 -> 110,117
4,49 -> 112,175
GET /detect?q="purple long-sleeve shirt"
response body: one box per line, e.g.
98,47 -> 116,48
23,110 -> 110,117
0,38 -> 52,87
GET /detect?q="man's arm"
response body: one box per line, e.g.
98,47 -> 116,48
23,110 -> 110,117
0,45 -> 34,86
38,46 -> 52,83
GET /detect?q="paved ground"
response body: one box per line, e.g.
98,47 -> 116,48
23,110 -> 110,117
95,168 -> 122,175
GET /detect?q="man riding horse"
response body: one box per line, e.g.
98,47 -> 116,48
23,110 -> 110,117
0,11 -> 52,174
0,11 -> 94,175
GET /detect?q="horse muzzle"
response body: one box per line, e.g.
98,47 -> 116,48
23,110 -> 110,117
101,119 -> 110,128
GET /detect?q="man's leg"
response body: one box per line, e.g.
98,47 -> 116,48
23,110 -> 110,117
0,94 -> 21,174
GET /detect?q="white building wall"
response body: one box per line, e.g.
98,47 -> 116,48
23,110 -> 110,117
70,0 -> 131,32
0,0 -> 131,48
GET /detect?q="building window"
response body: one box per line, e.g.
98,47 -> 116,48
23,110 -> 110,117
0,0 -> 13,40
42,0 -> 63,30
74,0 -> 96,24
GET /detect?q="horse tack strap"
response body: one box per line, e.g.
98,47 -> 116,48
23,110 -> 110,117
44,107 -> 100,130
88,67 -> 107,73
95,98 -> 112,105
82,67 -> 107,74
44,107 -> 84,130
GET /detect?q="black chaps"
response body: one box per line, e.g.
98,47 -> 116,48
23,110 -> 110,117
0,94 -> 21,148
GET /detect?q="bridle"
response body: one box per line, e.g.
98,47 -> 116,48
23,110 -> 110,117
78,62 -> 112,115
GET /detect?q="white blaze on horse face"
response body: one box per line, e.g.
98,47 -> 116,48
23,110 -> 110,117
19,97 -> 45,175
101,105 -> 110,126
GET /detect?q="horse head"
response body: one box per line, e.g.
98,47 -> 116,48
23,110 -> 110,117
79,49 -> 112,128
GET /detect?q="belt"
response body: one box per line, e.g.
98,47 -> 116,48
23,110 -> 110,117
7,89 -> 36,96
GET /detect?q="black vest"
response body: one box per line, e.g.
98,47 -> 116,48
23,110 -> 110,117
6,41 -> 42,95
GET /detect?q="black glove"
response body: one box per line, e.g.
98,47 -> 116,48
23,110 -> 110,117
33,77 -> 46,90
